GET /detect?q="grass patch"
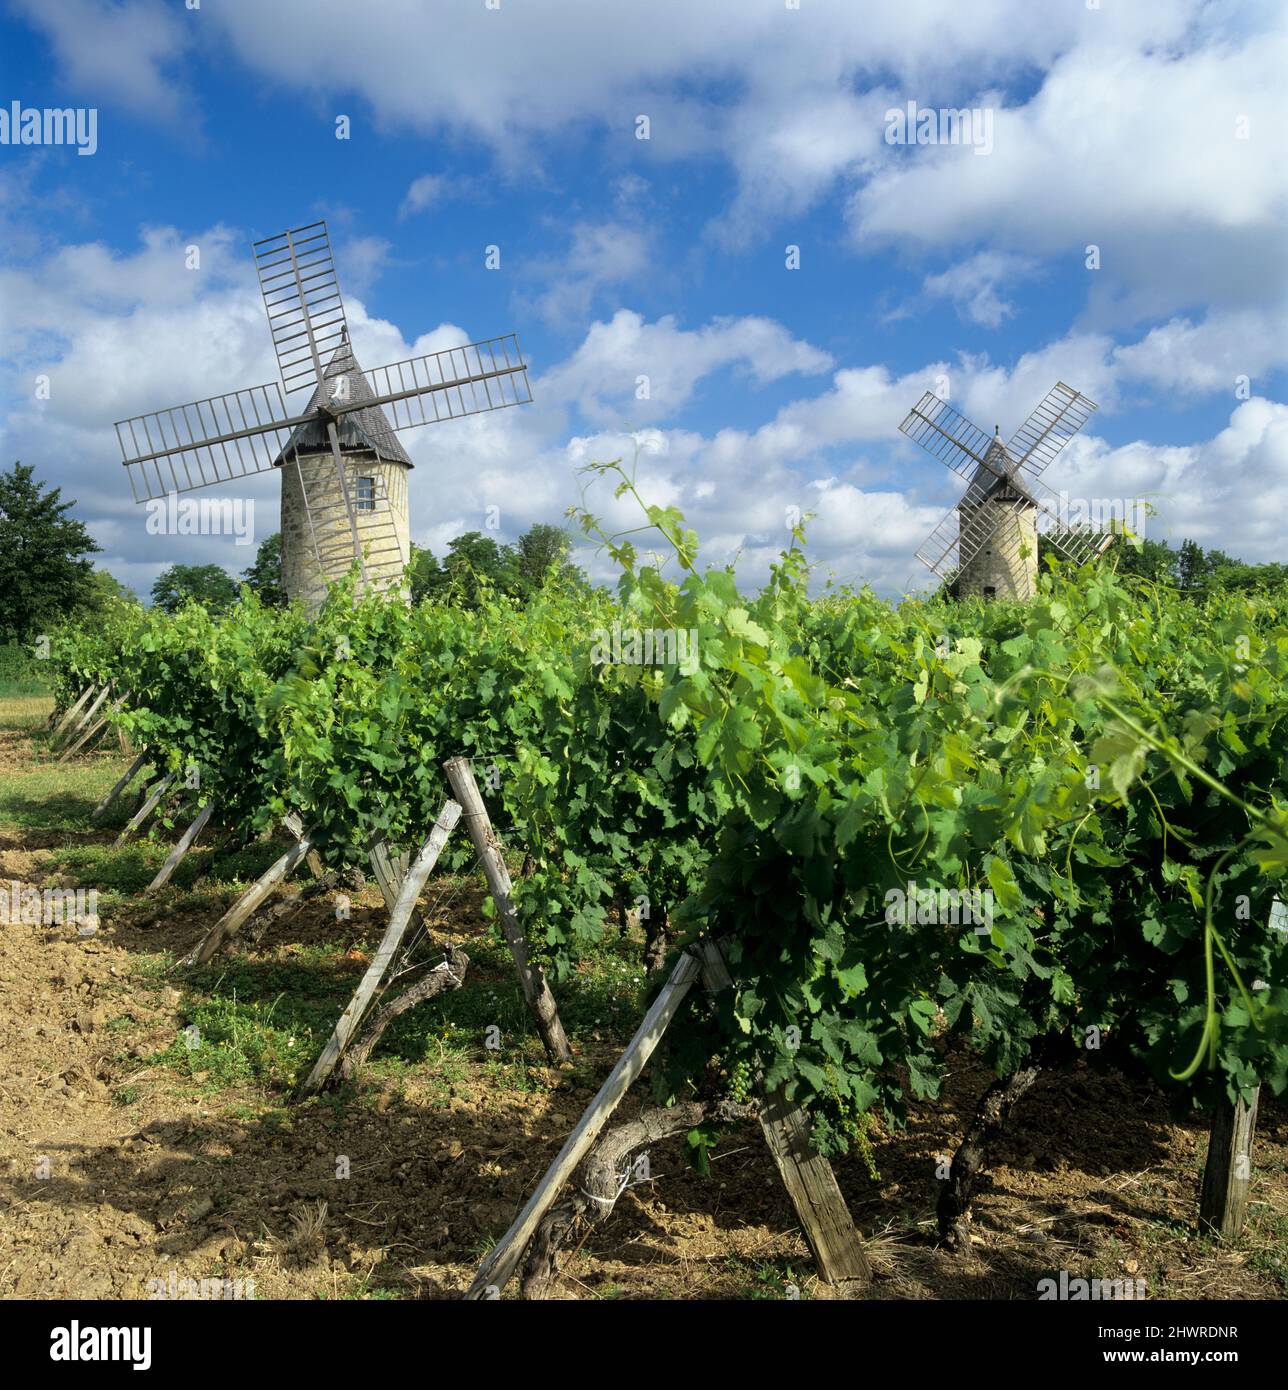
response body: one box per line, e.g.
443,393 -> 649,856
155,990 -> 306,1093
1248,1210 -> 1288,1294
0,759 -> 126,830
0,691 -> 53,726
48,842 -> 165,894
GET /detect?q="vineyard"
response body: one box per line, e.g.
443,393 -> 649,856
6,476 -> 1288,1300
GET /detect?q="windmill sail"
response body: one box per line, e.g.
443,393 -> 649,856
902,380 -> 1103,597
253,221 -> 349,396
115,339 -> 532,501
117,383 -> 296,503
1005,381 -> 1098,485
899,392 -> 996,482
364,335 -> 532,431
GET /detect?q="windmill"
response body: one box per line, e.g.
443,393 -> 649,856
899,381 -> 1109,601
115,220 -> 532,614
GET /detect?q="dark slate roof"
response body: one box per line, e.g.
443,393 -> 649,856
274,338 -> 413,469
965,435 -> 1033,506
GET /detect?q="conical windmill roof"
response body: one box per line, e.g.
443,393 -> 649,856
964,434 -> 1032,507
274,338 -> 413,468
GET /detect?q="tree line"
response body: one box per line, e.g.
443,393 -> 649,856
1037,530 -> 1288,592
4,457 -> 1285,650
0,460 -> 587,643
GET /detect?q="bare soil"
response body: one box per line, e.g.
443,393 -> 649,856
1,716 -> 1284,1301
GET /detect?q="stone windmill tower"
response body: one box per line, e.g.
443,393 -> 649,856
114,220 -> 531,615
954,427 -> 1038,600
273,334 -> 413,611
899,382 -> 1107,600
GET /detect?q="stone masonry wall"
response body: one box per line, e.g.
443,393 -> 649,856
280,449 -> 410,614
956,500 -> 1038,600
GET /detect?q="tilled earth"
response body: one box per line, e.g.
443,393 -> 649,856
1,719 -> 1285,1301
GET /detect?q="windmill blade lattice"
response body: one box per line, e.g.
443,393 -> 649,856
900,380 -> 1101,597
366,336 -> 532,432
898,392 -> 1000,482
253,222 -> 350,396
1005,381 -> 1098,486
117,381 -> 295,503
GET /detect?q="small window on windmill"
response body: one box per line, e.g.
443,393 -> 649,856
356,476 -> 375,511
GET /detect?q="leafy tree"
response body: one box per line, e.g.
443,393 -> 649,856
1084,534 -> 1287,592
516,523 -> 574,590
151,563 -> 238,615
241,532 -> 286,607
0,461 -> 101,643
407,543 -> 447,603
1176,538 -> 1209,590
1114,537 -> 1177,584
75,568 -> 138,615
432,531 -> 520,606
448,531 -> 518,585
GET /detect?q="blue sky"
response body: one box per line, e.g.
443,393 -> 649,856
1,0 -> 1285,599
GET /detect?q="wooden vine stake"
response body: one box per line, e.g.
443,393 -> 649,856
115,773 -> 174,846
44,694 -> 71,732
368,840 -> 413,910
699,940 -> 871,1287
146,802 -> 214,893
91,748 -> 149,822
184,821 -> 316,965
282,810 -> 326,878
53,683 -> 111,754
298,800 -> 462,1096
464,950 -> 702,1299
58,700 -> 118,762
48,685 -> 97,746
443,756 -> 571,1064
1199,1086 -> 1260,1238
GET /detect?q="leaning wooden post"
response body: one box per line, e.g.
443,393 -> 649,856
91,748 -> 150,822
282,810 -> 326,879
1199,1086 -> 1260,1238
53,683 -> 111,752
464,949 -> 702,1299
298,800 -> 462,1096
184,828 -> 317,966
146,802 -> 215,893
115,774 -> 174,846
368,840 -> 412,910
443,756 -> 571,1064
58,704 -> 117,762
49,685 -> 95,743
699,940 -> 871,1286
